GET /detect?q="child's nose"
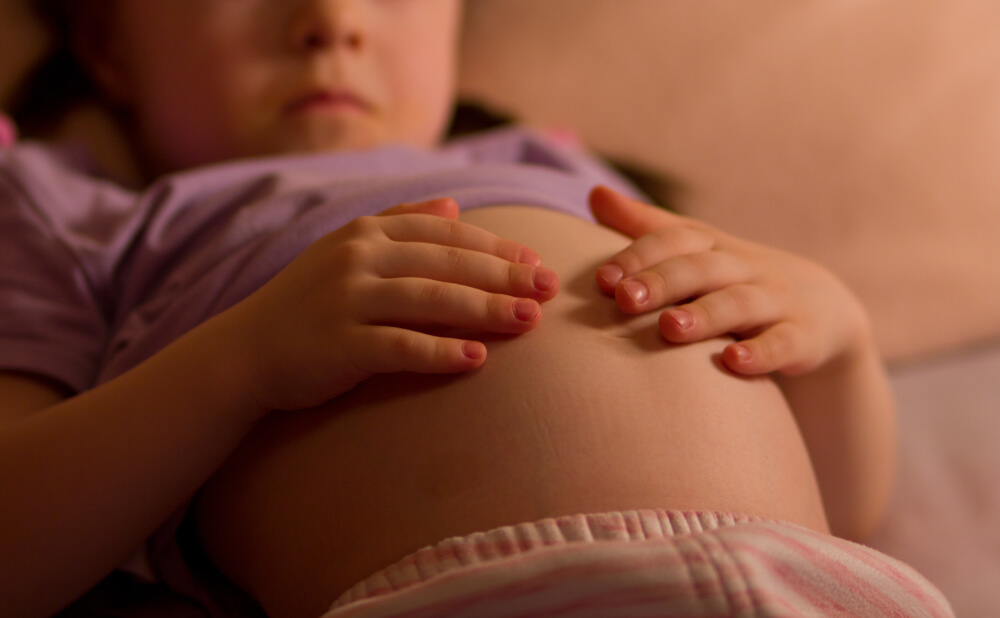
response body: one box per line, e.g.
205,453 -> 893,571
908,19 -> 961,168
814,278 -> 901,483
290,0 -> 365,53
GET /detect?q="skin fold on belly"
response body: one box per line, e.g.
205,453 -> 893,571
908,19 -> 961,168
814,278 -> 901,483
193,206 -> 827,618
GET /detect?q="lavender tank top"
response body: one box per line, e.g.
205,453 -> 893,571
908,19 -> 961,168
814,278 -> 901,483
0,127 -> 641,393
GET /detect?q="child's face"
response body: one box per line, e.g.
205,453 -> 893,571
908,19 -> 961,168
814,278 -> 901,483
95,0 -> 462,175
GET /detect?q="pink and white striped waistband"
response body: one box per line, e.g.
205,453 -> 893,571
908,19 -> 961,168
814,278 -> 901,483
323,509 -> 953,617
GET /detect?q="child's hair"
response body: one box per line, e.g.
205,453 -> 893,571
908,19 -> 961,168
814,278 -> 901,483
449,101 -> 680,209
10,0 -> 679,207
8,0 -> 108,138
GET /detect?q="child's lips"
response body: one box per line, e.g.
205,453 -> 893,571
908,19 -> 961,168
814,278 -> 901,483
286,89 -> 371,115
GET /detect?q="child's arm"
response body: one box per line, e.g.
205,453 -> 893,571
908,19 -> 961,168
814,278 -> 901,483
0,320 -> 272,618
589,186 -> 895,542
0,198 -> 559,618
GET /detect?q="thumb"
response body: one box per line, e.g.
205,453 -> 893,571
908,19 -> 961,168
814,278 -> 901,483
378,197 -> 459,219
589,185 -> 678,239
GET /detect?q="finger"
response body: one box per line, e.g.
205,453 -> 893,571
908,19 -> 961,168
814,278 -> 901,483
659,284 -> 781,342
373,214 -> 542,266
375,243 -> 559,302
355,326 -> 487,374
614,250 -> 751,314
589,185 -> 684,238
377,197 -> 460,219
363,278 -> 543,334
721,322 -> 813,376
596,225 -> 716,293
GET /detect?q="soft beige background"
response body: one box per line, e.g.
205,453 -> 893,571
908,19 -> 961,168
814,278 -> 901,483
459,0 -> 1000,362
2,2 -> 999,615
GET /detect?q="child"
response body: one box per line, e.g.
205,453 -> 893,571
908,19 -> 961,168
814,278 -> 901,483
0,1 -> 904,617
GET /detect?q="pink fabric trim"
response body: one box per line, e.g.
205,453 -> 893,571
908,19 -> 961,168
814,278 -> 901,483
322,509 -> 954,617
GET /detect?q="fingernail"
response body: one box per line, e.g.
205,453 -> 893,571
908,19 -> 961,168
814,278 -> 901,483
732,344 -> 752,363
463,341 -> 486,361
513,299 -> 540,322
518,248 -> 542,266
532,268 -> 558,292
430,197 -> 457,209
597,264 -> 624,287
622,280 -> 649,306
668,308 -> 693,330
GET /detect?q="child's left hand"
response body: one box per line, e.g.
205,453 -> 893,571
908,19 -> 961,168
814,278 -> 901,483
589,186 -> 871,376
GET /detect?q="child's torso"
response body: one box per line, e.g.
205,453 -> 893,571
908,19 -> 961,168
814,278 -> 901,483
193,205 -> 827,618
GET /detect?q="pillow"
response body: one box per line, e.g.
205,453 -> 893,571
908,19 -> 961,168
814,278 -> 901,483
459,0 -> 1000,361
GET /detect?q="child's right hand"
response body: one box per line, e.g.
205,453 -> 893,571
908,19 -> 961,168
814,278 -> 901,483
224,198 -> 559,414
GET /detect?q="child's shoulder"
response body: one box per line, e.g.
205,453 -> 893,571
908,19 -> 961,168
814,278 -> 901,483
0,141 -> 136,249
1,138 -> 114,186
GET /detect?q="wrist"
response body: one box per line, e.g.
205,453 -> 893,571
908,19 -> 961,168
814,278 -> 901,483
182,307 -> 272,426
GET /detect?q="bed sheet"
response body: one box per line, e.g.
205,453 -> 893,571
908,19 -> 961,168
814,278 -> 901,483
871,340 -> 1000,617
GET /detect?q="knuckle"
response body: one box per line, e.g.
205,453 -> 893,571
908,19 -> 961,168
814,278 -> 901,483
643,267 -> 670,298
726,285 -> 757,317
506,262 -> 522,289
752,340 -> 775,368
670,254 -> 704,287
347,215 -> 382,237
333,238 -> 373,270
490,293 -> 519,324
334,271 -> 365,302
378,203 -> 406,216
434,339 -> 455,364
691,227 -> 718,247
665,223 -> 709,250
350,331 -> 380,373
687,299 -> 715,328
443,246 -> 467,271
418,280 -> 450,305
767,272 -> 796,298
765,327 -> 798,363
388,329 -> 422,359
614,249 -> 644,275
500,240 -> 523,262
485,293 -> 505,321
442,218 -> 466,245
687,251 -> 732,286
684,251 -> 716,277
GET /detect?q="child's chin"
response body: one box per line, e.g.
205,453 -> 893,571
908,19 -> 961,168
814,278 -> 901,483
276,117 -> 390,154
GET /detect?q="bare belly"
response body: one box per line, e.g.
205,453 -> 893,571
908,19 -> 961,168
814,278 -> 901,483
193,206 -> 827,618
